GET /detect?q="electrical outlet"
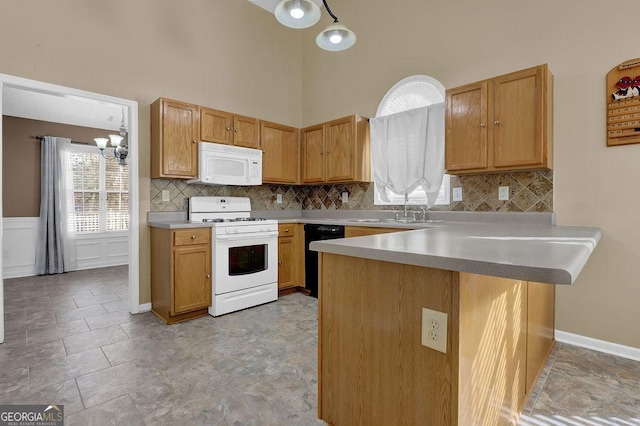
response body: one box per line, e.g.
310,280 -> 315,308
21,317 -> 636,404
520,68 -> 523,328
498,186 -> 509,201
276,194 -> 283,204
452,187 -> 462,201
421,308 -> 448,353
161,190 -> 170,202
342,192 -> 349,203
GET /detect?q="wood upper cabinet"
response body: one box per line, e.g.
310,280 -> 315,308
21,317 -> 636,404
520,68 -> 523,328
445,81 -> 488,171
233,115 -> 260,149
150,227 -> 212,324
151,98 -> 199,179
200,107 -> 232,144
261,121 -> 299,184
200,107 -> 259,149
301,114 -> 370,184
445,64 -> 553,174
301,124 -> 325,183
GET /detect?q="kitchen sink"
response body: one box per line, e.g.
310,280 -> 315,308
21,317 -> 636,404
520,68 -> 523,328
347,219 -> 382,223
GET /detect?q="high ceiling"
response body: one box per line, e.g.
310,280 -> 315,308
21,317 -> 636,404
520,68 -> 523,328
248,0 -> 322,14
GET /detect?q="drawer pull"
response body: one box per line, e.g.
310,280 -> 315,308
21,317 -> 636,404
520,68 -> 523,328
285,229 -> 289,232
191,235 -> 197,239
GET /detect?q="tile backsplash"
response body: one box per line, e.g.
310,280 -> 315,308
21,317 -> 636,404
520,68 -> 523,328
150,170 -> 552,213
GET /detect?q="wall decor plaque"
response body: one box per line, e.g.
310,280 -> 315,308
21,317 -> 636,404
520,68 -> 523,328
607,58 -> 640,146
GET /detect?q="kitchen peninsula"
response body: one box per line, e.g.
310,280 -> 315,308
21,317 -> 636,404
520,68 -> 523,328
310,221 -> 601,425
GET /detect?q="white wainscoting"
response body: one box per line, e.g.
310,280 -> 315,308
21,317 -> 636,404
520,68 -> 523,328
2,217 -> 39,278
76,231 -> 129,271
2,217 -> 128,278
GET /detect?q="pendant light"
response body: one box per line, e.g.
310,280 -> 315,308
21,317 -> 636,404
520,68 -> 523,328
274,0 -> 321,29
93,109 -> 129,166
316,0 -> 356,51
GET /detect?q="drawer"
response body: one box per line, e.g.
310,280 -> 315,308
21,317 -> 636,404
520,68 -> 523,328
173,228 -> 211,246
278,224 -> 295,237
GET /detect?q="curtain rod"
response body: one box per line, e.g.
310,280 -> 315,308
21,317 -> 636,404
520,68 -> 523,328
34,135 -> 91,145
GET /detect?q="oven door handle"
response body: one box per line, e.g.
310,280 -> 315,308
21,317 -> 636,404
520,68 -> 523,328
214,231 -> 278,241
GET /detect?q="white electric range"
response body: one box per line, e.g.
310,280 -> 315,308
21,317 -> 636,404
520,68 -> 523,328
189,196 -> 278,316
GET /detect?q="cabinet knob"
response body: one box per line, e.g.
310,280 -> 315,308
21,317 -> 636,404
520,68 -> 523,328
262,150 -> 266,153
192,139 -> 197,144
278,261 -> 283,265
234,128 -> 238,132
191,235 -> 197,239
206,274 -> 211,279
494,120 -> 500,125
285,228 -> 289,232
480,123 -> 486,128
226,127 -> 231,131
320,151 -> 324,155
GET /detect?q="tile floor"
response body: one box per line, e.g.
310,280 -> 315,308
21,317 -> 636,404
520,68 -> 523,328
1,266 -> 639,425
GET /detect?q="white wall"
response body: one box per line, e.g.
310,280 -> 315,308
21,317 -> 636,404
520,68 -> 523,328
2,217 -> 128,278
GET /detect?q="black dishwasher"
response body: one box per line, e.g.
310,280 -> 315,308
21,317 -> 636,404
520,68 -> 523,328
304,223 -> 345,298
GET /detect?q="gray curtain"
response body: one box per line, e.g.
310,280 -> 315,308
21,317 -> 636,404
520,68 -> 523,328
34,136 -> 69,274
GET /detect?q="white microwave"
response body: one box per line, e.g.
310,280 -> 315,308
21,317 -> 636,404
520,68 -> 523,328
188,142 -> 262,186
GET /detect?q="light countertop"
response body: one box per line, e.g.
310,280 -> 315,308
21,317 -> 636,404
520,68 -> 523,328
148,211 -> 601,285
310,221 -> 601,285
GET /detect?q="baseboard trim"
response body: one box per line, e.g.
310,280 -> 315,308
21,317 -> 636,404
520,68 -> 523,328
138,303 -> 152,313
555,330 -> 640,362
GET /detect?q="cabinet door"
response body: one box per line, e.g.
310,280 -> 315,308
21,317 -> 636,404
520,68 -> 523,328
261,121 -> 299,184
301,124 -> 325,183
344,226 -> 405,238
233,115 -> 260,149
325,116 -> 355,182
172,244 -> 211,315
493,67 -> 544,168
200,107 -> 232,145
278,235 -> 295,289
445,82 -> 488,171
161,99 -> 199,177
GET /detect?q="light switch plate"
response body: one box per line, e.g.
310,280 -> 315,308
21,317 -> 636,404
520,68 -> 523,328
421,308 -> 448,353
342,192 -> 349,203
276,194 -> 283,204
161,190 -> 170,202
452,187 -> 462,201
498,186 -> 509,201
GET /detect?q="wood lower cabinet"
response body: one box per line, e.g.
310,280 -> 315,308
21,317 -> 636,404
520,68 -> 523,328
261,121 -> 299,184
150,227 -> 212,324
278,223 -> 305,292
344,226 -> 408,238
445,64 -> 553,174
301,114 -> 370,184
151,98 -> 199,179
318,254 -> 556,425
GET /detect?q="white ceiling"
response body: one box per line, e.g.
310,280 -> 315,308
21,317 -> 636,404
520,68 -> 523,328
249,0 -> 322,13
2,86 -> 125,131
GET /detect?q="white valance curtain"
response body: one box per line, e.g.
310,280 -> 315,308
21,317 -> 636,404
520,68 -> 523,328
370,103 -> 446,207
34,136 -> 77,275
